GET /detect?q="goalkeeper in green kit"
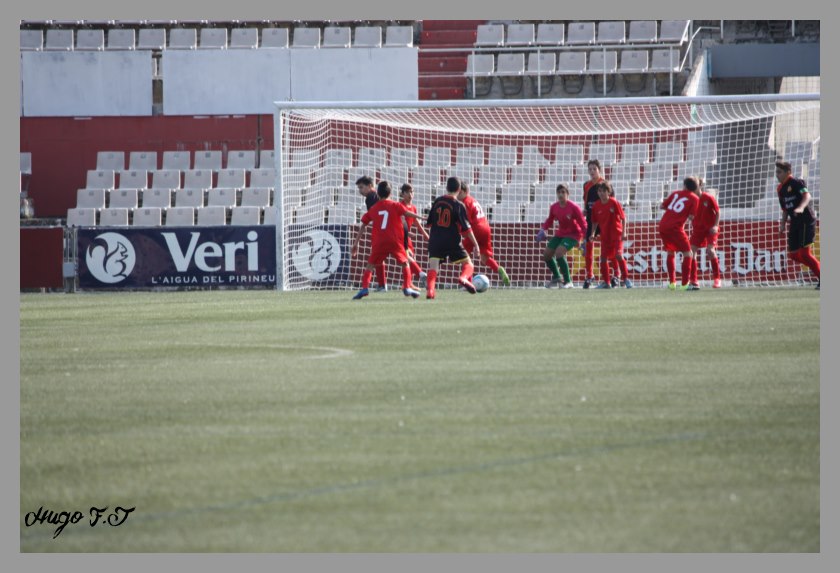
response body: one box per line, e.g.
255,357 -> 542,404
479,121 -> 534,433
535,183 -> 587,288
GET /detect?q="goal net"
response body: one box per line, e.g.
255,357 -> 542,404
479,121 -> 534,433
273,94 -> 820,290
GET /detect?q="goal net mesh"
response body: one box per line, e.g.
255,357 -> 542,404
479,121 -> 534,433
275,96 -> 820,290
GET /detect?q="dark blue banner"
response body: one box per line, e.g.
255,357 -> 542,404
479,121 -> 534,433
77,226 -> 276,289
285,225 -> 353,287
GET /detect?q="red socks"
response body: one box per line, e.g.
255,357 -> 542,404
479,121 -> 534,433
376,263 -> 386,288
427,269 -> 438,292
585,245 -> 594,278
361,269 -> 373,289
710,255 -> 720,280
666,253 -> 676,284
681,256 -> 693,286
600,260 -> 610,285
409,259 -> 423,278
617,257 -> 629,281
794,247 -> 821,278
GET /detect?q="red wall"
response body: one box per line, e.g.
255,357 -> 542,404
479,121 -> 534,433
20,227 -> 65,289
20,115 -> 273,218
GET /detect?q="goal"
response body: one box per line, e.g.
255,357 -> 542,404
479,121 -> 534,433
273,94 -> 820,290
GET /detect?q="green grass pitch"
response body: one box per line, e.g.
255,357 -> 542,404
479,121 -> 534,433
20,287 -> 820,552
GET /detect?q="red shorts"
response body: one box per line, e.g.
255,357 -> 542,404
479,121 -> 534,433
690,227 -> 718,249
405,236 -> 415,255
659,227 -> 691,253
462,225 -> 494,258
599,236 -> 624,259
368,240 -> 408,265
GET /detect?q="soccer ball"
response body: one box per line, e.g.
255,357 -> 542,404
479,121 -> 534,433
472,274 -> 490,293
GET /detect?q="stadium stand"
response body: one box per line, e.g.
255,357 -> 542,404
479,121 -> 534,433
628,20 -> 658,43
129,151 -> 158,171
261,28 -> 289,48
175,188 -> 205,208
588,144 -> 618,166
229,28 -> 259,49
45,29 -> 74,50
107,29 -> 136,50
199,28 -> 227,49
76,29 -> 105,50
230,206 -> 261,225
132,207 -> 162,226
323,26 -> 351,48
183,169 -> 213,192
227,150 -> 257,170
535,23 -> 564,46
248,168 -> 275,190
384,25 -> 413,47
99,207 -> 129,226
194,150 -> 223,171
20,29 -> 43,50
292,27 -> 320,48
66,207 -> 97,227
262,206 -> 279,225
162,151 -> 191,171
108,189 -> 139,209
475,24 -> 504,47
197,205 -> 227,225
96,151 -> 125,171
152,169 -> 182,191
597,21 -> 626,44
137,28 -> 166,50
353,26 -> 382,48
168,28 -> 198,49
566,22 -> 596,45
659,20 -> 690,44
505,23 -> 534,47
241,187 -> 271,208
141,188 -> 172,209
165,206 -> 195,226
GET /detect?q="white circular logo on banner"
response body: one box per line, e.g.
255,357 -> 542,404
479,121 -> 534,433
85,232 -> 136,284
292,230 -> 342,281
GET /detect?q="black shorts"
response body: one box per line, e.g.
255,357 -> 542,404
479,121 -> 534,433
428,235 -> 469,263
788,217 -> 816,252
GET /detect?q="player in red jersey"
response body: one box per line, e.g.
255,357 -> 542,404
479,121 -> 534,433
424,177 -> 480,299
457,181 -> 511,286
589,181 -> 632,289
659,176 -> 700,290
356,175 -> 389,292
689,177 -> 722,289
350,181 -> 422,300
398,183 -> 429,286
535,183 -> 587,288
776,161 -> 820,290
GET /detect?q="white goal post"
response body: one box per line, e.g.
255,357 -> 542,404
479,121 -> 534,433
273,94 -> 820,291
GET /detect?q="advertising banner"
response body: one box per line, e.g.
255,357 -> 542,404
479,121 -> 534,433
285,225 -> 354,288
77,227 -> 276,289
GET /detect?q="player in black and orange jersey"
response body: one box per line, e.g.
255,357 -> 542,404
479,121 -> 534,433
424,177 -> 480,300
775,161 -> 820,290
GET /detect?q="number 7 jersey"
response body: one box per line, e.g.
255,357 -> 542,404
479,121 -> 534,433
361,199 -> 412,247
659,189 -> 699,232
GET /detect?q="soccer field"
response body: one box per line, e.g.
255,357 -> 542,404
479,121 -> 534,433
19,288 -> 820,552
